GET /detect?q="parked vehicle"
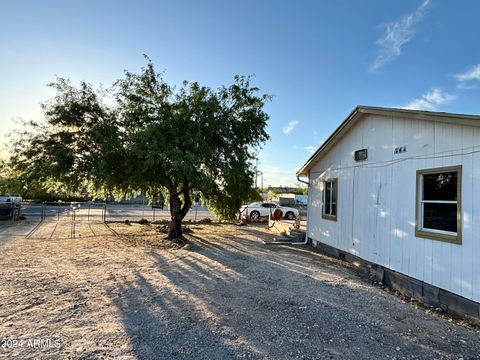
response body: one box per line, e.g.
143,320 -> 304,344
0,194 -> 22,204
240,202 -> 299,220
0,194 -> 22,220
6,194 -> 22,205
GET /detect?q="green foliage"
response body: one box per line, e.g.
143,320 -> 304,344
0,159 -> 21,194
10,58 -> 271,236
0,159 -> 87,201
10,78 -> 123,197
208,181 -> 263,220
268,186 -> 308,196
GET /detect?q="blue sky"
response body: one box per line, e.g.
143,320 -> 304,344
1,0 -> 479,186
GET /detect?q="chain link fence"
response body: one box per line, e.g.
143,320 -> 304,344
19,202 -> 217,223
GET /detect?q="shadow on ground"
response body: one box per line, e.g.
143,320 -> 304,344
108,226 -> 480,359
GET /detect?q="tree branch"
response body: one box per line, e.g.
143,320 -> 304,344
179,183 -> 192,219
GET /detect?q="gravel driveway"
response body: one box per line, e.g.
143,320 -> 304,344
0,222 -> 479,359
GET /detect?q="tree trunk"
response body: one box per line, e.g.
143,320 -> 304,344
167,185 -> 192,240
168,215 -> 183,239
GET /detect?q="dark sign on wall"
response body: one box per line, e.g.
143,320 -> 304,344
354,149 -> 368,161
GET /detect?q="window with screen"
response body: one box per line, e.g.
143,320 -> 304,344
322,178 -> 337,221
416,166 -> 462,244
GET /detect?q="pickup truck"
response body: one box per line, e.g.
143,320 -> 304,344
0,194 -> 22,220
0,194 -> 22,204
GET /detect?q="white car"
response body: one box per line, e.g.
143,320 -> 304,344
240,202 -> 299,220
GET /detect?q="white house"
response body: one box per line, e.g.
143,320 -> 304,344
297,106 -> 480,321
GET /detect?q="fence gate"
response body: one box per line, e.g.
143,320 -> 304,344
24,202 -> 108,240
40,202 -> 107,223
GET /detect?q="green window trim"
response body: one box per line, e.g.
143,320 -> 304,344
415,165 -> 462,244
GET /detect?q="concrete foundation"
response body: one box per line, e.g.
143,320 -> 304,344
309,238 -> 480,325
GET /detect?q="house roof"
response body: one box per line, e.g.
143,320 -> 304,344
296,105 -> 480,177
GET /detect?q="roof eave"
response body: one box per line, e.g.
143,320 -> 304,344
296,106 -> 362,177
296,105 -> 480,178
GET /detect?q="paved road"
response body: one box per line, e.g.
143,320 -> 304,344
19,204 -> 214,222
12,204 -> 306,229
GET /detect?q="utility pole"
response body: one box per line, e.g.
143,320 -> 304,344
254,158 -> 258,189
261,173 -> 264,192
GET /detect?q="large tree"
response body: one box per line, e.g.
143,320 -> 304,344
11,60 -> 270,239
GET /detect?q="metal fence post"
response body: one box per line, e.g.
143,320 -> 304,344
72,206 -> 76,239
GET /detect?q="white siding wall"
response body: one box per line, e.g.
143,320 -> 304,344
308,114 -> 480,302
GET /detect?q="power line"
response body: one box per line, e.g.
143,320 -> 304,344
309,144 -> 480,176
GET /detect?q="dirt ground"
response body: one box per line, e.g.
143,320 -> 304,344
0,221 -> 479,359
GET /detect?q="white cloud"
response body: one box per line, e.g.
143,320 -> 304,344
403,88 -> 455,111
261,165 -> 297,187
370,0 -> 432,72
454,64 -> 480,89
303,146 -> 317,154
282,120 -> 299,135
455,64 -> 480,81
